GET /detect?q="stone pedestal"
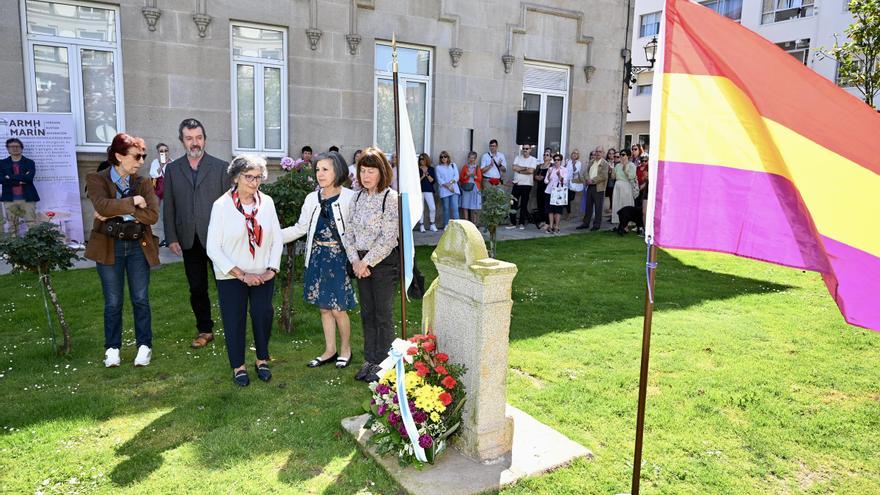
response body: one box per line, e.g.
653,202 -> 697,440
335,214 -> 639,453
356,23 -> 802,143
428,220 -> 518,461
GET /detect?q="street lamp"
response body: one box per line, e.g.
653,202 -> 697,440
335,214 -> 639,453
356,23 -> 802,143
625,36 -> 659,88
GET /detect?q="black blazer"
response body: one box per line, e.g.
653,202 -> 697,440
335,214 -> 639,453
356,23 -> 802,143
0,156 -> 40,202
162,152 -> 230,249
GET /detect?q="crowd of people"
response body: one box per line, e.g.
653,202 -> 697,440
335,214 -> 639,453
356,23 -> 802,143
62,117 -> 651,386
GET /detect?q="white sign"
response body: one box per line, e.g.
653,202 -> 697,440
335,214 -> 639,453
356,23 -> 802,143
0,112 -> 84,243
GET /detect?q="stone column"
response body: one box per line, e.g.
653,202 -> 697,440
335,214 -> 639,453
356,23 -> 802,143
428,220 -> 518,462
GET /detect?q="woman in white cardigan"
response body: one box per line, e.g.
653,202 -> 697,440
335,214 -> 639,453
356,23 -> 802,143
281,152 -> 357,369
206,155 -> 283,387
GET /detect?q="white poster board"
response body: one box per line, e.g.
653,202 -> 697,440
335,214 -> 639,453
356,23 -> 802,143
0,112 -> 84,243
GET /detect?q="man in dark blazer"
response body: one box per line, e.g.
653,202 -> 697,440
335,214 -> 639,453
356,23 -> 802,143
163,118 -> 230,348
1,138 -> 40,236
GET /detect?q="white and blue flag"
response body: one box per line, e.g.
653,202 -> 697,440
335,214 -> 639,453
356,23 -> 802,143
396,83 -> 423,297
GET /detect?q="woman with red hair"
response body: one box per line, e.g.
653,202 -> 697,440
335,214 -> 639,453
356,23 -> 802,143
85,132 -> 160,368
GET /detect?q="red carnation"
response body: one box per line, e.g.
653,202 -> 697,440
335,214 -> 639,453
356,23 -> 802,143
435,353 -> 449,363
439,392 -> 453,406
434,365 -> 448,375
426,333 -> 436,340
406,347 -> 418,356
441,375 -> 457,389
422,341 -> 436,352
414,361 -> 430,377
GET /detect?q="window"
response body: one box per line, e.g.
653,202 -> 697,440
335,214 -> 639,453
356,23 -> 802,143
374,42 -> 432,155
624,135 -> 633,150
762,0 -> 814,24
636,83 -> 652,96
776,39 -> 810,65
522,63 -> 570,156
231,24 -> 287,155
22,0 -> 123,150
640,11 -> 661,38
700,0 -> 743,21
638,134 -> 650,151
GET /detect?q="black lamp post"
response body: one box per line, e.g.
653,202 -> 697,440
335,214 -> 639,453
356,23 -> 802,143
625,36 -> 659,88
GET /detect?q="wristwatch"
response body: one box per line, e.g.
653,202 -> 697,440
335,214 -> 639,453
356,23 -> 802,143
267,267 -> 278,274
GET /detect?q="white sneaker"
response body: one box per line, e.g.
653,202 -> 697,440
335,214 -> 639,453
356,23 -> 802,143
133,345 -> 152,367
518,225 -> 525,230
104,348 -> 120,368
505,225 -> 518,230
429,224 -> 438,232
419,224 -> 425,233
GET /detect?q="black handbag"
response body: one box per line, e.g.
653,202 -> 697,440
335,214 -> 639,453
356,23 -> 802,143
101,217 -> 145,240
99,175 -> 146,240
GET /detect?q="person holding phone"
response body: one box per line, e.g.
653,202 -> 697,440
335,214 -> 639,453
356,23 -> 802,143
148,143 -> 170,246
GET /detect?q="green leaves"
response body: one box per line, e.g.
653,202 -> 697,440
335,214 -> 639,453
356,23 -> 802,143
0,222 -> 80,274
260,165 -> 316,228
826,0 -> 880,106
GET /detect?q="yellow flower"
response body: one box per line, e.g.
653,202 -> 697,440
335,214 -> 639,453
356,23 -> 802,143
412,384 -> 447,414
403,371 -> 424,393
379,369 -> 396,385
430,412 -> 440,422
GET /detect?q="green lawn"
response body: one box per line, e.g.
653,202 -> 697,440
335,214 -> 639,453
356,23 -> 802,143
1,233 -> 878,494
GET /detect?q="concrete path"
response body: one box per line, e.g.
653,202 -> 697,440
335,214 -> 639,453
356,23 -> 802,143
1,216 -> 619,275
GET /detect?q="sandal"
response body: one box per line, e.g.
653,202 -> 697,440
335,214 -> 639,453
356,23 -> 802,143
233,369 -> 250,387
254,362 -> 272,382
307,352 -> 338,368
335,354 -> 352,369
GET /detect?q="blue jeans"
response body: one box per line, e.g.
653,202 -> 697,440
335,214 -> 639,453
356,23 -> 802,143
441,194 -> 460,227
96,240 -> 152,349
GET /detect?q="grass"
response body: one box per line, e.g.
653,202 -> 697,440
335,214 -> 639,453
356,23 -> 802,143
0,232 -> 878,494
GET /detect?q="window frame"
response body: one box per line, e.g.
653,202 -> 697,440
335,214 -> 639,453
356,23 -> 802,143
761,0 -> 815,24
522,61 -> 570,156
639,11 -> 662,38
700,0 -> 743,21
229,21 -> 288,157
20,0 -> 125,152
372,40 -> 434,156
636,83 -> 653,96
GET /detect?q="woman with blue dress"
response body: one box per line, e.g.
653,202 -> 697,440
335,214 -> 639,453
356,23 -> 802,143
282,151 -> 357,369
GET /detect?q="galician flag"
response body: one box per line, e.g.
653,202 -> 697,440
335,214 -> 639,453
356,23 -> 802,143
396,82 -> 423,295
646,0 -> 880,331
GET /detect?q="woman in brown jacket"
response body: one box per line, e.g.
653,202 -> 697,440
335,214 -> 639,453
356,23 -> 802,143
85,132 -> 159,368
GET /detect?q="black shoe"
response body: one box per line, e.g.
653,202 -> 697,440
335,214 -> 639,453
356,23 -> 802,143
364,364 -> 384,383
158,239 -> 168,247
233,369 -> 250,387
255,362 -> 272,382
354,361 -> 372,381
336,354 -> 352,369
307,352 -> 338,368
575,224 -> 589,230
590,226 -> 600,231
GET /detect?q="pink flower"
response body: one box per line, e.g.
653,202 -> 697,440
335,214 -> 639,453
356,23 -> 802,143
280,156 -> 295,170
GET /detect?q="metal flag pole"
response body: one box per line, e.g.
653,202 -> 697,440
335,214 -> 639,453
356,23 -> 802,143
630,242 -> 657,495
391,34 -> 408,340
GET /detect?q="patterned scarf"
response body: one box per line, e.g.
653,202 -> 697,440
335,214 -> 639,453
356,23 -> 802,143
232,189 -> 263,257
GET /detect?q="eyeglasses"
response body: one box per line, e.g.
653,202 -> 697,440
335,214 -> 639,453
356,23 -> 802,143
129,153 -> 147,161
241,174 -> 263,183
158,149 -> 169,153
553,158 -> 563,162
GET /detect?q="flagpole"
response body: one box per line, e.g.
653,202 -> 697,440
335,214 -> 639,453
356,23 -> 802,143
630,243 -> 657,495
391,34 -> 408,340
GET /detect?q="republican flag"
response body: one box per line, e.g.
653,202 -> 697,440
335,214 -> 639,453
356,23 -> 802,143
646,0 -> 880,331
396,82 -> 424,296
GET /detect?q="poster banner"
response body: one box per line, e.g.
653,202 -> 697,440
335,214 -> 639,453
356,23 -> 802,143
0,112 -> 84,244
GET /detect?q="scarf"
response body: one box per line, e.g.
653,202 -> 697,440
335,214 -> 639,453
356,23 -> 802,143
232,189 -> 263,258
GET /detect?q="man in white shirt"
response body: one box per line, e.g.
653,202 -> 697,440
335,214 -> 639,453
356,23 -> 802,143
480,139 -> 507,188
507,144 -> 537,229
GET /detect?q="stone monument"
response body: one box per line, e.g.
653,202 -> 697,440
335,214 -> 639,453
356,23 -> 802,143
343,221 -> 590,494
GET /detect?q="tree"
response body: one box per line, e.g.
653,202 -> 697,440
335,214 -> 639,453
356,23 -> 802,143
260,161 -> 316,332
479,185 -> 513,258
0,223 -> 80,355
826,0 -> 880,107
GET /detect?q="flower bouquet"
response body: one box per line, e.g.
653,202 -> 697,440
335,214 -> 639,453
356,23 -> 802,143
364,334 -> 467,467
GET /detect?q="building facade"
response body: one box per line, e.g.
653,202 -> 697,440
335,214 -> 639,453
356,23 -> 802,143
625,0 -> 859,152
0,0 -> 634,237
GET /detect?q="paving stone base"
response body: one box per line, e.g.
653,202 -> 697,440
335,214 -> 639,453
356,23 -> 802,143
342,404 -> 592,495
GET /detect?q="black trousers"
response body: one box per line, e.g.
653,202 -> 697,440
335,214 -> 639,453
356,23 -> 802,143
357,251 -> 399,364
510,185 -> 532,226
565,189 -> 576,214
217,278 -> 274,369
534,184 -> 548,223
182,235 -> 215,333
582,185 -> 604,228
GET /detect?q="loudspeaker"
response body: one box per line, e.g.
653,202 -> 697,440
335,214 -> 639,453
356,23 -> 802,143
516,110 -> 539,145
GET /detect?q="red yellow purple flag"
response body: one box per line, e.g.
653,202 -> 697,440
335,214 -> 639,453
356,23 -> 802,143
645,0 -> 880,331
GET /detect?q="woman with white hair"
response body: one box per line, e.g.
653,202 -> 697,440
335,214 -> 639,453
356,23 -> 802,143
206,155 -> 283,386
282,151 -> 357,370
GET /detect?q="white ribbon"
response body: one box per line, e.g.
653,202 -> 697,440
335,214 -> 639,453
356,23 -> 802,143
377,338 -> 427,462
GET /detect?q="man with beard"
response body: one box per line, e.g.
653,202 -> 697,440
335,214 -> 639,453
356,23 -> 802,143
163,118 -> 230,348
